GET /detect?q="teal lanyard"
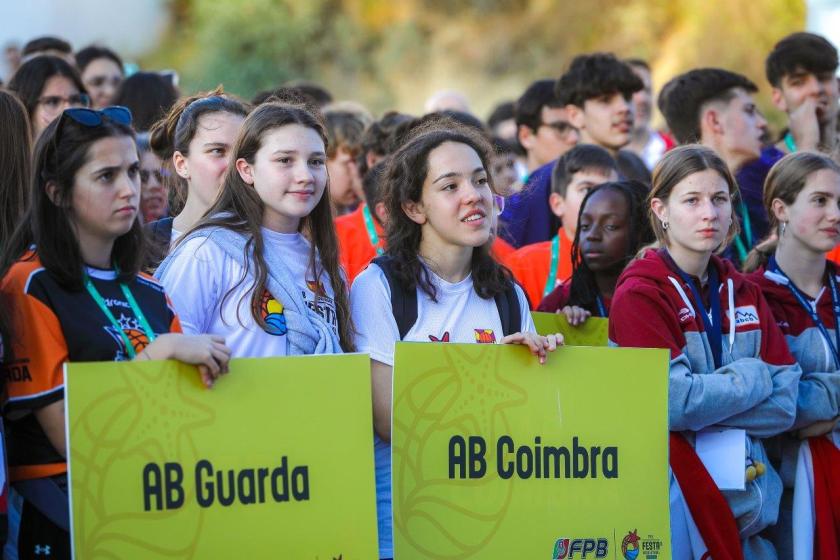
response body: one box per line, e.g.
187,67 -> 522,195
732,201 -> 753,263
784,132 -> 797,153
543,234 -> 560,298
362,205 -> 384,256
84,272 -> 156,359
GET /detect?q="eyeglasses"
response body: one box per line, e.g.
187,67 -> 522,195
37,93 -> 91,113
541,120 -> 578,138
493,194 -> 506,216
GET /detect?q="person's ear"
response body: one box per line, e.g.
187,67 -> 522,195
771,198 -> 789,224
549,192 -> 566,219
173,151 -> 190,180
700,106 -> 724,139
45,180 -> 62,206
402,200 -> 427,225
651,197 -> 668,224
236,158 -> 254,185
770,87 -> 788,113
565,104 -> 585,130
374,201 -> 389,226
517,124 -> 536,152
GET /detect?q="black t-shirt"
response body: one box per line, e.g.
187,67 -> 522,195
0,255 -> 180,480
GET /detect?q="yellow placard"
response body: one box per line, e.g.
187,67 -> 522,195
392,343 -> 671,559
65,355 -> 378,559
532,311 -> 609,346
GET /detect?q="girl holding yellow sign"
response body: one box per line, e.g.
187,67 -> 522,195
350,120 -> 563,559
0,106 -> 232,559
610,145 -> 802,560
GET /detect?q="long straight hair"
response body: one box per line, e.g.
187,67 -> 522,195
1,111 -> 142,289
0,91 -> 31,252
181,102 -> 355,351
743,152 -> 840,272
382,123 -> 513,301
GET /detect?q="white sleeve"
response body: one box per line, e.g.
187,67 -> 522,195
154,237 -> 223,335
516,284 -> 536,333
350,264 -> 401,366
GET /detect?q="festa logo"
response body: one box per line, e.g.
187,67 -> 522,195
622,530 -> 663,560
734,305 -> 759,327
621,530 -> 640,560
678,307 -> 693,324
551,537 -> 608,559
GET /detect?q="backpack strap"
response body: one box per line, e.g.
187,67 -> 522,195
494,281 -> 522,337
372,255 -> 417,340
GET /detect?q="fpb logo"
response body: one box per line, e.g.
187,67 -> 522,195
552,538 -> 609,559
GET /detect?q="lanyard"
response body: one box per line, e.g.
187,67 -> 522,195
362,205 -> 384,256
769,256 -> 840,368
595,295 -> 607,318
732,201 -> 753,264
543,234 -> 560,298
663,250 -> 723,368
784,132 -> 797,153
84,272 -> 156,359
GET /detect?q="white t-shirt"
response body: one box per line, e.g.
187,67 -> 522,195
351,262 -> 534,366
157,228 -> 338,357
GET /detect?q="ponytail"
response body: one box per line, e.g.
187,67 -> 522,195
148,87 -> 248,214
742,235 -> 778,273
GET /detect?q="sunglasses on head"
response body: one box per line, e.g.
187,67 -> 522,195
47,107 -> 135,177
61,106 -> 133,127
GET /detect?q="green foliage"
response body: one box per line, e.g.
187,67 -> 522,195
146,0 -> 806,129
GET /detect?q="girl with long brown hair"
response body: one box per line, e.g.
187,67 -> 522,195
350,122 -> 563,559
155,101 -> 353,356
610,145 -> 801,559
743,152 -> 840,558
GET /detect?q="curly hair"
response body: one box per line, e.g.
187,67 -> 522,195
382,121 -> 513,301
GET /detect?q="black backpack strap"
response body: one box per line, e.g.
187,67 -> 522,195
494,281 -> 522,337
372,255 -> 417,340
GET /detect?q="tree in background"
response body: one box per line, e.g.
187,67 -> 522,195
145,0 -> 805,130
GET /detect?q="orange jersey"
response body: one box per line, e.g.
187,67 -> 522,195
490,237 -> 516,265
506,229 -> 573,309
336,204 -> 385,284
0,254 -> 181,481
828,244 -> 840,266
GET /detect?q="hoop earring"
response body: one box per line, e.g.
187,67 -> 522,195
662,220 -> 669,231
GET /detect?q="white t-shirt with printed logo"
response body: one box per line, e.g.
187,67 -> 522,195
351,261 -> 534,559
350,262 -> 534,366
157,228 -> 338,358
